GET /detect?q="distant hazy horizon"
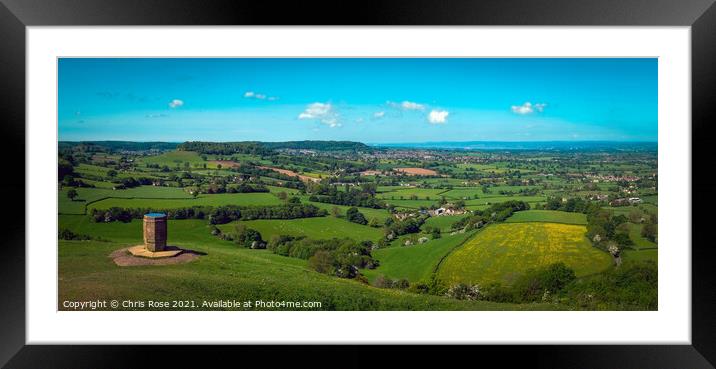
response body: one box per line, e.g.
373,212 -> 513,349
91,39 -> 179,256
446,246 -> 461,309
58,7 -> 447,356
59,139 -> 658,153
59,58 -> 657,143
59,139 -> 658,144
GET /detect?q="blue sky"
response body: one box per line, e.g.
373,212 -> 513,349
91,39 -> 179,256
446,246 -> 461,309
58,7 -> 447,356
58,58 -> 657,143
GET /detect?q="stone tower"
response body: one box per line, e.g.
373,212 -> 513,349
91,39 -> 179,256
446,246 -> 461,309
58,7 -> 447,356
143,213 -> 167,252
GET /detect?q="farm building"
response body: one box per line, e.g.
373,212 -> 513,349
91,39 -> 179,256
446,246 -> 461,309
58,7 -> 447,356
429,206 -> 467,217
609,197 -> 642,206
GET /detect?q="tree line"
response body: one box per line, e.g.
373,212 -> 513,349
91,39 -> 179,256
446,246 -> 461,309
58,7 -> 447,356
307,183 -> 384,209
451,200 -> 531,231
178,141 -> 271,156
88,202 -> 327,224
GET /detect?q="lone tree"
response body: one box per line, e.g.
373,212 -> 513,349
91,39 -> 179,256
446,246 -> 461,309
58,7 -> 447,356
66,189 -> 78,201
308,250 -> 335,274
346,207 -> 368,225
641,222 -> 658,243
234,224 -> 264,249
431,227 -> 442,239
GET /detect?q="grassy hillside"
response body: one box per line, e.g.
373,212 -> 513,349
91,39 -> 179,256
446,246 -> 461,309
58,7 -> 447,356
58,220 -> 560,311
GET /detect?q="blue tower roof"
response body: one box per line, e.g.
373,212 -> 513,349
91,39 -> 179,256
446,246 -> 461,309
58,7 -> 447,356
145,212 -> 167,218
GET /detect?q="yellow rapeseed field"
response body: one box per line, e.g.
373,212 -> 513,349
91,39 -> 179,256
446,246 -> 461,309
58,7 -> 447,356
437,222 -> 613,286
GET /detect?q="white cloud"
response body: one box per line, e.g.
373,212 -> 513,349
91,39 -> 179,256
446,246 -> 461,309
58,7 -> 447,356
388,100 -> 426,111
402,101 -> 425,110
373,111 -> 385,119
244,91 -> 277,101
146,113 -> 168,118
355,118 -> 364,123
428,109 -> 449,124
298,102 -> 331,119
298,102 -> 341,128
168,99 -> 184,108
511,101 -> 547,115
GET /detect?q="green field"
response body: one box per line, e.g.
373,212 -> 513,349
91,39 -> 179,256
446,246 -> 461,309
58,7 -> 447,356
58,217 -> 558,311
621,248 -> 658,263
423,214 -> 470,232
626,223 -> 658,249
266,185 -> 300,195
217,217 -> 384,242
59,186 -> 193,214
376,188 -> 448,200
464,204 -> 492,211
80,179 -> 119,189
383,199 -> 439,209
302,199 -> 392,222
506,210 -> 587,225
137,150 -> 206,167
88,192 -> 282,210
641,195 -> 658,205
75,163 -> 165,180
464,195 -> 547,206
437,222 -> 613,286
364,231 -> 476,283
440,187 -> 484,200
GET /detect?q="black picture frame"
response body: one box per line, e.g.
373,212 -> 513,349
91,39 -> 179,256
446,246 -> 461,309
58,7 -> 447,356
1,0 -> 714,367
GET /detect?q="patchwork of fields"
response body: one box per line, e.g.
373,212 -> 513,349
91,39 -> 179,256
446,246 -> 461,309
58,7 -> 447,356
57,142 -> 658,311
57,218 -> 558,310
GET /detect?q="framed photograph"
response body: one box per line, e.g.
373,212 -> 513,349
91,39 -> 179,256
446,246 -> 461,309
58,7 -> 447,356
3,0 -> 715,367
